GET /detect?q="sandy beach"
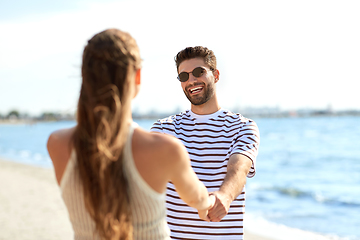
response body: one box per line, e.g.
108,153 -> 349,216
0,158 -> 274,240
0,158 -> 73,240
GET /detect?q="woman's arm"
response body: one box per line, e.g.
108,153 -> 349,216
165,137 -> 215,221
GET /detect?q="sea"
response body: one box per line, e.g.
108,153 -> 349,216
0,116 -> 359,240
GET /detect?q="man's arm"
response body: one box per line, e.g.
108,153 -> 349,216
207,153 -> 252,222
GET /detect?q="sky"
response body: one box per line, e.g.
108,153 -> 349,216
0,0 -> 359,116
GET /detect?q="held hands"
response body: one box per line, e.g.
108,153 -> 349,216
207,191 -> 232,222
197,194 -> 216,222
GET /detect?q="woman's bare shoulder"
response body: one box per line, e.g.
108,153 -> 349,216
131,127 -> 189,192
132,128 -> 189,175
47,127 -> 76,154
47,127 -> 76,185
133,127 -> 186,160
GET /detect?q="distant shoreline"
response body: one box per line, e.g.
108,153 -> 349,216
1,112 -> 359,125
0,119 -> 52,125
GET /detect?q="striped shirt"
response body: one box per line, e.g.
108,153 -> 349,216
150,109 -> 260,240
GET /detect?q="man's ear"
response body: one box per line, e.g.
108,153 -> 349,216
135,68 -> 141,85
214,69 -> 220,83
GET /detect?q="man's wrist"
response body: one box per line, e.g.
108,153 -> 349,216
215,190 -> 233,208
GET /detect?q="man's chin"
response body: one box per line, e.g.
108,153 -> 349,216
189,97 -> 207,106
184,92 -> 209,106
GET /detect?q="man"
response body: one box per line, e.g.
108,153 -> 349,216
151,46 -> 260,239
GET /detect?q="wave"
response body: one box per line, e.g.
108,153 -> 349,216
245,214 -> 350,240
249,184 -> 360,208
0,148 -> 52,168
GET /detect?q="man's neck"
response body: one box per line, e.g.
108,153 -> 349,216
190,96 -> 220,115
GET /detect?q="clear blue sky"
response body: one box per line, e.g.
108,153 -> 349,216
1,0 -> 359,116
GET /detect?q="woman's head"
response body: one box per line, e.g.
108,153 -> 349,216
80,28 -> 141,117
74,29 -> 141,240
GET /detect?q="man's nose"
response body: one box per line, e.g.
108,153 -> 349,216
188,73 -> 199,83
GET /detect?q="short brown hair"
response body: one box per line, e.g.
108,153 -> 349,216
175,46 -> 217,72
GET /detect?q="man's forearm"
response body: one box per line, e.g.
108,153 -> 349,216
207,154 -> 253,222
219,153 -> 252,202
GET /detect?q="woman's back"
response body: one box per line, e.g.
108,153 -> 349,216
57,123 -> 171,239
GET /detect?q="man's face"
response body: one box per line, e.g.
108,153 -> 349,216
178,58 -> 218,106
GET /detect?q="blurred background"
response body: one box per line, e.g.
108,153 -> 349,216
0,0 -> 359,119
1,1 -> 359,239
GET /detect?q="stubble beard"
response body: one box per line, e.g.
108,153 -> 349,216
184,83 -> 215,106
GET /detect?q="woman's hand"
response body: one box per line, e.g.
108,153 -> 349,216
197,194 -> 216,222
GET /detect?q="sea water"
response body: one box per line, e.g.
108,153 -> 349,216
0,116 -> 359,239
246,116 -> 360,240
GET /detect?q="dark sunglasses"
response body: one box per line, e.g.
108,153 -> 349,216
177,67 -> 206,82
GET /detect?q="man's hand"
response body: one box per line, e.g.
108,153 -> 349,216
207,191 -> 232,222
198,194 -> 216,222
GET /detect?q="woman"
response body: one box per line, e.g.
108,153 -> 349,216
47,29 -> 215,240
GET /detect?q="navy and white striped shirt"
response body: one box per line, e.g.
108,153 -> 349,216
151,109 -> 260,240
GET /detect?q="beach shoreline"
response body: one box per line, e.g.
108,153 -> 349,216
0,158 -> 278,240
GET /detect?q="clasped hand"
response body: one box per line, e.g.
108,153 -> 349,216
197,191 -> 231,222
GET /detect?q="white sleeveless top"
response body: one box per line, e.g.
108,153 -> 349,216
60,123 -> 171,240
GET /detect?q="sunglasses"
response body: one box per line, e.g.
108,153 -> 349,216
177,67 -> 207,82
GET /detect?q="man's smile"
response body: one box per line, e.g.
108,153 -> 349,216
188,86 -> 204,95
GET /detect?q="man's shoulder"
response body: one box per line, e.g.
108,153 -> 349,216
150,110 -> 192,132
155,110 -> 192,124
218,110 -> 258,130
219,109 -> 253,122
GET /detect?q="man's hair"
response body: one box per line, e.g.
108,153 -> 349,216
175,46 -> 217,72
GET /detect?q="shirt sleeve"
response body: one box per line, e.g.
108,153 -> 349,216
230,120 -> 260,178
150,119 -> 164,133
